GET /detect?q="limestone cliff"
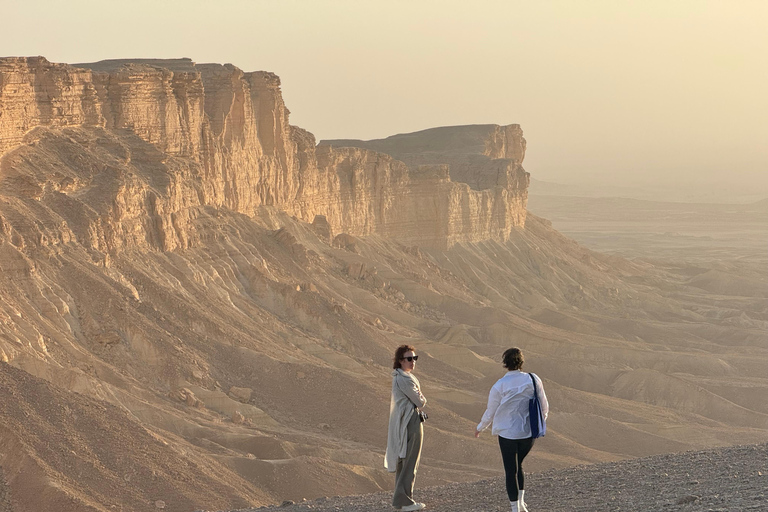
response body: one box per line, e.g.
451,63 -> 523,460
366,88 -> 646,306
319,125 -> 530,245
322,123 -> 527,190
0,57 -> 528,252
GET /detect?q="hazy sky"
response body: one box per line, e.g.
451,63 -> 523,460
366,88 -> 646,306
2,1 -> 767,198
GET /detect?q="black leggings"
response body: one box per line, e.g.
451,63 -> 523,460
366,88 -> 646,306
498,436 -> 534,501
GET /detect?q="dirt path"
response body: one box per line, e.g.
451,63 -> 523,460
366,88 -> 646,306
226,443 -> 767,512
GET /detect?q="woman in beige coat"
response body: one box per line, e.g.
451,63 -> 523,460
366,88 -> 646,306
385,345 -> 427,511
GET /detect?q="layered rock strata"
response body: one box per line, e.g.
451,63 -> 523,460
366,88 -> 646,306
322,123 -> 528,191
0,57 -> 529,251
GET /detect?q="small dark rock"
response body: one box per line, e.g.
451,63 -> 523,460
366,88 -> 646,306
676,495 -> 699,504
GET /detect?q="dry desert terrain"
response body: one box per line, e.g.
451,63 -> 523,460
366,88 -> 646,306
0,57 -> 766,512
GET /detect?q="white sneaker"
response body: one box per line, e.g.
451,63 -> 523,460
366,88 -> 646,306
519,489 -> 529,512
401,503 -> 426,511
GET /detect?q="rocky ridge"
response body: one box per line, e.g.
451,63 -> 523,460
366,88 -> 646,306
0,57 -> 529,251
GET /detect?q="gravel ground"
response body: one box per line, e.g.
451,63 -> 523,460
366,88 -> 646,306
219,443 -> 767,512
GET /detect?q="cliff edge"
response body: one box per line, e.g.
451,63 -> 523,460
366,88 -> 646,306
0,57 -> 529,251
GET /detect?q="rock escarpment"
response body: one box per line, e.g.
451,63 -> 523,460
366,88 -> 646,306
322,123 -> 527,191
0,57 -> 529,252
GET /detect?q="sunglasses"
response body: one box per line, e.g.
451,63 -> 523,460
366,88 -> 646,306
401,355 -> 419,362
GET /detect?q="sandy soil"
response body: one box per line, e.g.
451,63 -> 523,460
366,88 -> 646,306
0,363 -> 265,512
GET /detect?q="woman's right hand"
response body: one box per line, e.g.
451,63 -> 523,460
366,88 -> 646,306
474,430 -> 481,438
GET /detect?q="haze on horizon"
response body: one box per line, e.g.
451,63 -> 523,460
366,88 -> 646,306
3,0 -> 767,202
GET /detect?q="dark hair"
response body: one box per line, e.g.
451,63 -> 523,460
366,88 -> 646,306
393,345 -> 416,369
502,347 -> 524,370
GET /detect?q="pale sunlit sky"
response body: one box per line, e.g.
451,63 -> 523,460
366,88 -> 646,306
2,1 -> 767,200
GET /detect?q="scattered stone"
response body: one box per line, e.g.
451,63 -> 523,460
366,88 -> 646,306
345,262 -> 378,281
171,388 -> 205,409
229,386 -> 253,403
332,233 -> 358,253
233,444 -> 767,512
345,262 -> 365,279
371,274 -> 388,289
311,215 -> 332,241
272,228 -> 310,264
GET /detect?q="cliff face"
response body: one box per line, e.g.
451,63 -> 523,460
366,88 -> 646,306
321,124 -> 528,190
0,57 -> 529,252
319,124 -> 530,245
0,57 -> 102,154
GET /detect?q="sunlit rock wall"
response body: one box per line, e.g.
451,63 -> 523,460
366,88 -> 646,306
0,57 -> 530,251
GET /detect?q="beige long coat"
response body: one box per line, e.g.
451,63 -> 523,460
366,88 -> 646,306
385,368 -> 427,472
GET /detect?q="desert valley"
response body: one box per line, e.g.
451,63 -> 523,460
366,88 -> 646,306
0,57 -> 766,512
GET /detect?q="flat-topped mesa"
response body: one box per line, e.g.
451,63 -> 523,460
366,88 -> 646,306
320,124 -> 528,190
0,57 -> 530,251
319,125 -> 530,246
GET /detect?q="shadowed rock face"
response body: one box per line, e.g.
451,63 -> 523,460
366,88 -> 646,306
0,57 -> 766,512
0,57 -> 529,251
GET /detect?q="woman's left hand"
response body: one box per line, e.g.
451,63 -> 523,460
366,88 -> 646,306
474,430 -> 481,438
